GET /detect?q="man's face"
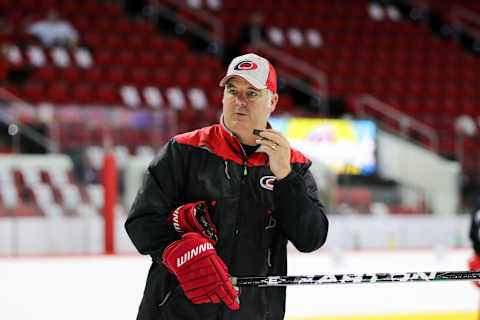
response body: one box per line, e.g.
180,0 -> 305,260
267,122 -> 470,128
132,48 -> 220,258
222,76 -> 278,141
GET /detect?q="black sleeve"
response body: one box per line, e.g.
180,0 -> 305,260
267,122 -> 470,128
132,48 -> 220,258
272,161 -> 329,252
470,206 -> 480,254
125,139 -> 185,263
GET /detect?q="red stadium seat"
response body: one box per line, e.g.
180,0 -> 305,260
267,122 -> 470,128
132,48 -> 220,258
22,82 -> 45,103
116,50 -> 137,68
150,37 -> 165,52
276,95 -> 294,111
168,39 -> 189,54
96,84 -> 119,105
174,71 -> 193,87
91,17 -> 112,33
19,0 -> 39,12
72,83 -> 94,104
178,107 -> 198,125
130,68 -> 150,86
105,67 -> 127,86
160,53 -> 178,68
71,16 -> 91,33
95,49 -> 114,65
183,54 -> 200,69
151,69 -> 170,88
207,90 -> 223,107
47,83 -> 70,104
138,52 -> 157,69
126,34 -> 145,51
57,1 -> 80,15
116,18 -> 133,34
82,0 -> 104,17
104,34 -> 124,50
61,67 -> 82,84
84,67 -> 104,85
34,66 -> 56,82
83,32 -> 103,48
135,21 -> 156,36
103,2 -> 124,18
196,70 -> 214,89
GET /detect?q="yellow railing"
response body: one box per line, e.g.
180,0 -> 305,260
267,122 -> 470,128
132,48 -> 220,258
287,312 -> 477,320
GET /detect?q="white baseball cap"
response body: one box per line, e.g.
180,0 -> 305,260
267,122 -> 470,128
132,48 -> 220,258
219,53 -> 277,93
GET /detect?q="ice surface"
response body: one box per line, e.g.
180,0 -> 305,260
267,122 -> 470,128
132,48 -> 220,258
0,248 -> 476,320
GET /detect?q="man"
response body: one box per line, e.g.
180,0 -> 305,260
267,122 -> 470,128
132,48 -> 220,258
26,10 -> 79,48
125,53 -> 329,320
468,194 -> 480,287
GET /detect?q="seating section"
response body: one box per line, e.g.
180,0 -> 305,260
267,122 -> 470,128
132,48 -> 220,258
206,0 -> 480,177
1,0 -> 227,115
0,145 -> 162,217
0,164 -> 107,218
428,0 -> 480,21
2,0 -> 480,216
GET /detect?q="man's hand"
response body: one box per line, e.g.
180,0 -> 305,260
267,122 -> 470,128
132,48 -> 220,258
168,201 -> 218,244
255,129 -> 292,179
162,233 -> 240,310
468,254 -> 480,288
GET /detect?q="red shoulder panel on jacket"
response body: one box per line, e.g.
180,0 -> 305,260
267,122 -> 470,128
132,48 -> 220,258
175,125 -> 218,147
290,148 -> 309,164
174,125 -> 245,164
175,124 -> 309,166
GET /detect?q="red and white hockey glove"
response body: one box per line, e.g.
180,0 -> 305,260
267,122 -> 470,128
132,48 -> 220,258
469,254 -> 480,288
162,232 -> 239,310
167,201 -> 218,244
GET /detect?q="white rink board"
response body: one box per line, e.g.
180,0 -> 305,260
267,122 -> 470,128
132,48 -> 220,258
0,248 -> 477,320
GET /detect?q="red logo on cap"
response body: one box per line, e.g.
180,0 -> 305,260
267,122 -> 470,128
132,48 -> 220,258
234,61 -> 258,70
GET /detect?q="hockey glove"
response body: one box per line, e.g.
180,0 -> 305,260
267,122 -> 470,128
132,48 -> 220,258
167,201 -> 218,244
162,232 -> 239,310
469,254 -> 480,288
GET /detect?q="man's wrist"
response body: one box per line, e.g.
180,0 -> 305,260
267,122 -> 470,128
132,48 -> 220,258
275,167 -> 292,180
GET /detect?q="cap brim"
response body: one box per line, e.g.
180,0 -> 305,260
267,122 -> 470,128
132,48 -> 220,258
219,73 -> 267,90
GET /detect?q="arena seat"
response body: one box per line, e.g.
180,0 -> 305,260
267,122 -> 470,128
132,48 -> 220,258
0,183 -> 19,210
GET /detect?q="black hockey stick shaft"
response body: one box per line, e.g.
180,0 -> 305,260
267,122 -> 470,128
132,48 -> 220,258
230,271 -> 480,287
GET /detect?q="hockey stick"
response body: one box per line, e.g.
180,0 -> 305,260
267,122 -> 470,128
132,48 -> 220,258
230,271 -> 480,287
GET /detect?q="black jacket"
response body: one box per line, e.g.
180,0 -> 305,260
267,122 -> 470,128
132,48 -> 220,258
470,196 -> 480,254
125,119 -> 329,320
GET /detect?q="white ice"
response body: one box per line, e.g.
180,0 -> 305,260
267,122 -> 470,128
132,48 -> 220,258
0,248 -> 476,320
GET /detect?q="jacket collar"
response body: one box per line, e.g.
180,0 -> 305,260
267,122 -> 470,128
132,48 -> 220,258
220,114 -> 243,155
219,115 -> 272,164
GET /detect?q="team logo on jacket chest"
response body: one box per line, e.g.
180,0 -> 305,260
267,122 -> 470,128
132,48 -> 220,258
260,176 -> 276,191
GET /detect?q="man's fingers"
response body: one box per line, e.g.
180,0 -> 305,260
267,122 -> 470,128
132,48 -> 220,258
256,139 -> 278,153
191,295 -> 211,304
216,285 -> 240,310
209,293 -> 221,303
258,129 -> 288,146
209,256 -> 240,309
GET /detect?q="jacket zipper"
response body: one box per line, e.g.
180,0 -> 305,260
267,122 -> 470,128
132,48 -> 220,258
237,144 -> 249,241
237,143 -> 248,177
